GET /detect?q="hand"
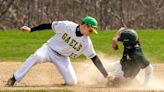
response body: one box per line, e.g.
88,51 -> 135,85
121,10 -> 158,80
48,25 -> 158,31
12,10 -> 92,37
20,26 -> 31,32
112,37 -> 119,50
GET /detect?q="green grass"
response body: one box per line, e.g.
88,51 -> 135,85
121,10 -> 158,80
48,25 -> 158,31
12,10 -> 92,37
137,29 -> 164,63
0,30 -> 53,61
0,29 -> 164,63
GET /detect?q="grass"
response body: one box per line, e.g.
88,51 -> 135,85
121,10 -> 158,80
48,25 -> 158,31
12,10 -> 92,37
0,29 -> 164,63
0,30 -> 53,61
137,29 -> 164,63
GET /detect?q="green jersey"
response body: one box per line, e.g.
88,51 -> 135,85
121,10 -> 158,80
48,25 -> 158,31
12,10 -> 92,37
120,44 -> 149,79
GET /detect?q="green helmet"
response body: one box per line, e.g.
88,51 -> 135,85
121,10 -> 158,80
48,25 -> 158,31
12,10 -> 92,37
118,28 -> 138,46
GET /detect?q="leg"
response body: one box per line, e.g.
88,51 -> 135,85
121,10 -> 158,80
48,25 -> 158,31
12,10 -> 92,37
14,54 -> 41,81
6,54 -> 41,87
106,61 -> 126,87
107,61 -> 124,79
6,44 -> 50,86
48,49 -> 77,85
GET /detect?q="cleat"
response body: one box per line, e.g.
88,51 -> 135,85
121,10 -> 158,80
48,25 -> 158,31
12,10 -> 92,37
6,76 -> 16,87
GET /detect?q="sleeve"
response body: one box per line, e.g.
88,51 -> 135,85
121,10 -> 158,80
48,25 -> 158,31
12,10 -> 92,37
91,56 -> 109,78
31,23 -> 52,32
139,54 -> 150,69
83,38 -> 96,59
51,21 -> 66,33
135,53 -> 150,69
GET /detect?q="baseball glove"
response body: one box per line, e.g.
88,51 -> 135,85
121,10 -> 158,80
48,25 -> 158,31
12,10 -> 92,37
107,75 -> 120,87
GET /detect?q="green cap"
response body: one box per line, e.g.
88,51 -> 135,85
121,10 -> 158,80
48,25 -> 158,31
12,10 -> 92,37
82,16 -> 98,34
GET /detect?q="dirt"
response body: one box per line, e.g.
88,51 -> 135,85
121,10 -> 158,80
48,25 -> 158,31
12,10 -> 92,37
0,60 -> 164,92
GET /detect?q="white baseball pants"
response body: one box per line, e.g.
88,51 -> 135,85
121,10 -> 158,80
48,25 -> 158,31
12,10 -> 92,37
14,43 -> 77,85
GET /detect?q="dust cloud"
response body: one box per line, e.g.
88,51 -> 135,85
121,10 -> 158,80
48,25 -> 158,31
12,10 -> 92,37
75,53 -> 164,88
0,54 -> 164,89
75,52 -> 119,87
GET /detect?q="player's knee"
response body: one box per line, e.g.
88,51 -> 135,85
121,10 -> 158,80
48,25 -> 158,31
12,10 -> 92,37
32,53 -> 48,63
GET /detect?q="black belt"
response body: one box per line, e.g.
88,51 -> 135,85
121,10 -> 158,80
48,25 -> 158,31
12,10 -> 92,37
55,50 -> 62,56
50,48 -> 63,56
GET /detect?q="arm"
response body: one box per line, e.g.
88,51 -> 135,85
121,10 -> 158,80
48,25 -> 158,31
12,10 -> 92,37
91,55 -> 109,78
114,27 -> 125,39
143,64 -> 153,86
112,27 -> 125,50
20,23 -> 52,32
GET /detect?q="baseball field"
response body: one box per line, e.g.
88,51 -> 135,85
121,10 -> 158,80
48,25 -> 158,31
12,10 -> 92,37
0,29 -> 164,92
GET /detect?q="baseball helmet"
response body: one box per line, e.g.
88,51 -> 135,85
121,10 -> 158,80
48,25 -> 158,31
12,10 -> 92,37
118,28 -> 138,46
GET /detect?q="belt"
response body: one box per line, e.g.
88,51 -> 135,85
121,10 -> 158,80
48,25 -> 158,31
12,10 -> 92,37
54,50 -> 62,56
49,48 -> 63,56
47,44 -> 64,56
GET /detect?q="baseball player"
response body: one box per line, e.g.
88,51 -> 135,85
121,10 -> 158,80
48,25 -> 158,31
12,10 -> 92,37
6,16 -> 109,86
107,27 -> 153,87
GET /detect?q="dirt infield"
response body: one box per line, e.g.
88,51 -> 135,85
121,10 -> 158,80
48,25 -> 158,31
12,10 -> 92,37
0,60 -> 164,92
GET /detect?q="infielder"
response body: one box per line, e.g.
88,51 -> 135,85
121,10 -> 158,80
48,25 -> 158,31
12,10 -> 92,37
107,27 -> 153,87
6,16 -> 109,86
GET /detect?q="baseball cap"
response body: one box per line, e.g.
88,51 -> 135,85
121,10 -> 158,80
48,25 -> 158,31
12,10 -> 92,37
82,16 -> 98,34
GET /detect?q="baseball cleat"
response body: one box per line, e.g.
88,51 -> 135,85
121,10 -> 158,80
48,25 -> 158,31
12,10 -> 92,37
6,76 -> 16,87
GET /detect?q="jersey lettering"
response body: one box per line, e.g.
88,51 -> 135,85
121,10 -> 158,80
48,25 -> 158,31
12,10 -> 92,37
62,33 -> 68,40
62,33 -> 82,51
76,44 -> 82,51
65,37 -> 71,43
69,39 -> 77,47
69,53 -> 77,58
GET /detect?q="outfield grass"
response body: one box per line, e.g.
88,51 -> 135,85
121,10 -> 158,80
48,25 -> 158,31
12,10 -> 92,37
0,30 -> 53,61
0,29 -> 164,63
